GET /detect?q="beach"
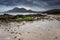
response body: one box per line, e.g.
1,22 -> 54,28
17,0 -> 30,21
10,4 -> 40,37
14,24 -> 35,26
0,19 -> 60,40
0,0 -> 60,40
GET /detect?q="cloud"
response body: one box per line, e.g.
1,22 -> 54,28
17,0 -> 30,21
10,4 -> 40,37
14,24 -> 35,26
0,0 -> 60,6
0,0 -> 60,12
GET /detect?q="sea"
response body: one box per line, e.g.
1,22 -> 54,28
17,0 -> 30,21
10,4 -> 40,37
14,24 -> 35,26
0,12 -> 40,15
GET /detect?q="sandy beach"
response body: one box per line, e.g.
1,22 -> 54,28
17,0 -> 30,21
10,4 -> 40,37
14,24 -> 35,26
0,19 -> 60,40
0,0 -> 60,40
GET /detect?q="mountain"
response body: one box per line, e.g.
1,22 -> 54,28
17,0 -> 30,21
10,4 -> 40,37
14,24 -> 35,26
4,8 -> 60,14
7,7 -> 27,12
44,9 -> 60,14
6,7 -> 40,13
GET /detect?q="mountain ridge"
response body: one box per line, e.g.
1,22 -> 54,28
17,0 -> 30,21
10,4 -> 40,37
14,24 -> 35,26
6,7 -> 40,13
5,7 -> 60,14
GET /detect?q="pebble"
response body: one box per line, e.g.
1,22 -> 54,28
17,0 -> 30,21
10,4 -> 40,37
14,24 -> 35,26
18,39 -> 20,40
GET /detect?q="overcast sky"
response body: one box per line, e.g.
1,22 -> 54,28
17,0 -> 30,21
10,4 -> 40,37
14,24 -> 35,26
0,0 -> 60,12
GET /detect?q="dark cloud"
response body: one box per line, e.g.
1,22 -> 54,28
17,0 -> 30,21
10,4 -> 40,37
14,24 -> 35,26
0,0 -> 60,12
0,0 -> 60,6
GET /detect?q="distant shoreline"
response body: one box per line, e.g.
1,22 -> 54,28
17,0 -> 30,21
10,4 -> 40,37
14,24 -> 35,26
0,12 -> 41,15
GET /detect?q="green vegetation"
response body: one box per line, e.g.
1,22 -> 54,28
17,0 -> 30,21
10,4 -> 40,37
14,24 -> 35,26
24,16 -> 33,21
16,16 -> 33,21
0,14 -> 47,22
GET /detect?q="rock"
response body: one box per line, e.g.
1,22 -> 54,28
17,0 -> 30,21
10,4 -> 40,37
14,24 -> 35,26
11,31 -> 14,34
14,36 -> 17,39
18,39 -> 20,40
19,33 -> 22,35
55,37 -> 58,39
7,30 -> 9,31
28,32 -> 30,34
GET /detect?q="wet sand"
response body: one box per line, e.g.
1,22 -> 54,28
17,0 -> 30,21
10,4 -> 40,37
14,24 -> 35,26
0,20 -> 60,40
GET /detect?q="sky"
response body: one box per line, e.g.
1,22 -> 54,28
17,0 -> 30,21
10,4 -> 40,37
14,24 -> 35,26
0,0 -> 60,12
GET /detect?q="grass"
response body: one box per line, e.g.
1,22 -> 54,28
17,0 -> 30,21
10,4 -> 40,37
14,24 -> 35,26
16,16 -> 33,21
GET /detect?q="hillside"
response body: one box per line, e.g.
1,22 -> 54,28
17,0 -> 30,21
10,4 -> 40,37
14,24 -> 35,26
44,9 -> 60,14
